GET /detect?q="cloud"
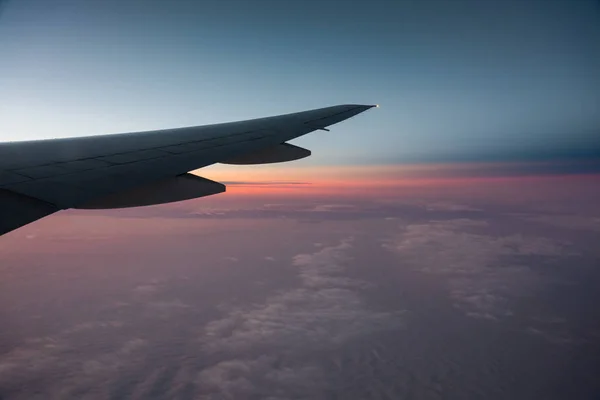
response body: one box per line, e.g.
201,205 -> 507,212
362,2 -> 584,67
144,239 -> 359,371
74,199 -> 484,226
146,299 -> 191,316
0,290 -> 195,399
0,285 -> 194,399
196,357 -> 321,399
109,201 -> 424,223
63,320 -> 125,334
0,321 -> 149,399
524,327 -> 575,344
384,218 -> 570,319
425,202 -> 482,212
133,283 -> 159,295
80,338 -> 147,374
526,214 -> 600,232
309,204 -> 360,212
195,239 -> 406,398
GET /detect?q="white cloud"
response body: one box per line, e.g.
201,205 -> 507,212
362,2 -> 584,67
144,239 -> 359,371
195,238 -> 406,398
132,278 -> 162,295
80,338 -> 147,375
310,204 -> 358,212
133,283 -> 158,294
426,202 -> 483,212
385,219 -> 569,319
0,327 -> 148,399
525,327 -> 574,344
526,214 -> 600,232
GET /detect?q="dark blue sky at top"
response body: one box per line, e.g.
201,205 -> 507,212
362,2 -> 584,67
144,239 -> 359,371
0,0 -> 599,166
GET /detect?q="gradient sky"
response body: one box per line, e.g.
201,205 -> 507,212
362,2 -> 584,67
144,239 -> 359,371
2,3 -> 600,397
1,0 -> 599,172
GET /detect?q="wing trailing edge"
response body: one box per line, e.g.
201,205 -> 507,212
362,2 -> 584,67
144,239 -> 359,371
221,143 -> 310,165
76,173 -> 225,209
0,104 -> 376,235
0,189 -> 59,236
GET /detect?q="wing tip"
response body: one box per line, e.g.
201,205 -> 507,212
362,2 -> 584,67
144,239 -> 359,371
346,104 -> 379,112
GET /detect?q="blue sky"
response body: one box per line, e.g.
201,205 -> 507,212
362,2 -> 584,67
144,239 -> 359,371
0,0 -> 599,166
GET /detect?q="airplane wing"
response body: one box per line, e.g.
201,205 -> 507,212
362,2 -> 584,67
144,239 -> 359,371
0,104 -> 375,236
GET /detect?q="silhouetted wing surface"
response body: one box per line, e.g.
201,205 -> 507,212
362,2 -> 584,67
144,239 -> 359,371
0,104 -> 375,235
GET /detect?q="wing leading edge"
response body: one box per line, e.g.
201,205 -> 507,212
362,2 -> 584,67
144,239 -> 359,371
0,104 -> 376,236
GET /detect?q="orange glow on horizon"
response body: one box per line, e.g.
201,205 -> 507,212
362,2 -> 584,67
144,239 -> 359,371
195,162 -> 600,197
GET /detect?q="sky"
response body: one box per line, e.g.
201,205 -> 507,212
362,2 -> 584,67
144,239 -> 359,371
1,2 -> 600,398
0,0 -> 599,173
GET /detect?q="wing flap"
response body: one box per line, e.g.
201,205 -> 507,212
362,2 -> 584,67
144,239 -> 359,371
0,189 -> 58,236
77,173 -> 225,209
222,143 -> 311,165
1,137 -> 271,207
